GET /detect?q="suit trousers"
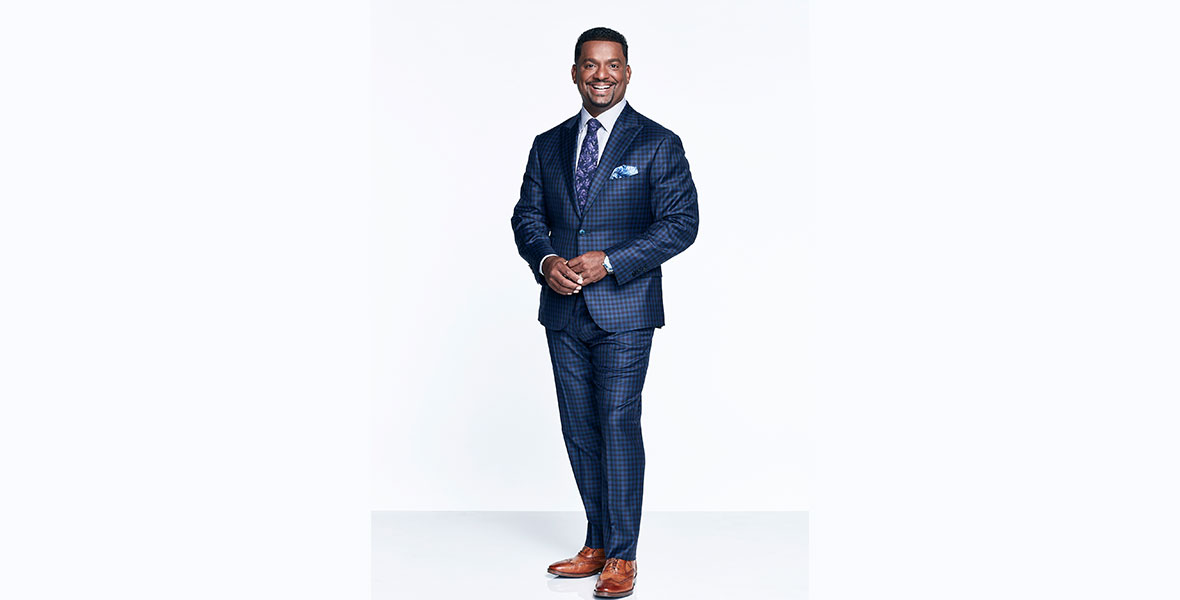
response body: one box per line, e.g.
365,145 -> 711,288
545,293 -> 654,561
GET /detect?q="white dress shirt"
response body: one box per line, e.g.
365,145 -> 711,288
574,97 -> 628,173
539,99 -> 628,275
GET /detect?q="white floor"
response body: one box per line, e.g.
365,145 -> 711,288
372,511 -> 807,600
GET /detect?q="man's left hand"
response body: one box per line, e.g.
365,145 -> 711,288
567,251 -> 608,285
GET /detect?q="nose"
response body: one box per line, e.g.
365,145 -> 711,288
593,64 -> 610,81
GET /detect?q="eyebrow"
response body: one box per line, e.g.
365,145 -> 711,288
582,59 -> 624,64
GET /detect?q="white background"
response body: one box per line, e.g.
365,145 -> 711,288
3,1 -> 1179,599
372,0 -> 812,511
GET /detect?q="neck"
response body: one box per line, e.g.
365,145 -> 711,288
584,100 -> 623,118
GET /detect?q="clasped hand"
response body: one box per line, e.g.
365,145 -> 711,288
543,251 -> 607,295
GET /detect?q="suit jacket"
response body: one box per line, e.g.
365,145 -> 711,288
511,103 -> 699,332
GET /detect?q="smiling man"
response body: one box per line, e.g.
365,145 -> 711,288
510,27 -> 700,598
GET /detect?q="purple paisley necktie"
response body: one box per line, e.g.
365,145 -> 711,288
574,118 -> 602,210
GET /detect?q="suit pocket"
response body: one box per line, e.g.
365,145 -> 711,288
606,174 -> 642,185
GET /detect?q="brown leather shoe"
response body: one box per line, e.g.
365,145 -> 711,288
593,557 -> 637,598
547,546 -> 606,578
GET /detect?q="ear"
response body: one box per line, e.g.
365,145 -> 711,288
571,64 -> 577,83
625,64 -> 631,83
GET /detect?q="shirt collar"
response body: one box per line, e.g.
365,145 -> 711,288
579,98 -> 628,134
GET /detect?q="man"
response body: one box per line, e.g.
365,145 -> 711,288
510,27 -> 699,598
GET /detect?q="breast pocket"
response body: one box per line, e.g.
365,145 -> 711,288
602,172 -> 646,200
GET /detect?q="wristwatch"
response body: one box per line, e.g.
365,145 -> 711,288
603,255 -> 614,274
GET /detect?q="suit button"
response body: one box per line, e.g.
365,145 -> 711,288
578,229 -> 586,236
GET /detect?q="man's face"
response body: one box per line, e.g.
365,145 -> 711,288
571,40 -> 631,116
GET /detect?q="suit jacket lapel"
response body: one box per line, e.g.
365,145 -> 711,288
559,114 -> 579,214
581,103 -> 642,218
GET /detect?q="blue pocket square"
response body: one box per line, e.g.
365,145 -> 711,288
609,165 -> 639,179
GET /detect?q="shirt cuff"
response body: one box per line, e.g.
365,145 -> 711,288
539,254 -> 558,275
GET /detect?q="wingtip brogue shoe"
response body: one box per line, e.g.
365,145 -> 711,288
593,557 -> 637,598
547,546 -> 607,578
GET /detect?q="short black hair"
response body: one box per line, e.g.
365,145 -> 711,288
574,27 -> 628,64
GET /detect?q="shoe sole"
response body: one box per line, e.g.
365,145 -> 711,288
547,567 -> 603,578
593,588 -> 634,598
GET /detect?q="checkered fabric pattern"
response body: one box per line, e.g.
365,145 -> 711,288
511,103 -> 699,333
546,293 -> 653,561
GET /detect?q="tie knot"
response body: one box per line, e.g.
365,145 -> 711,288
586,118 -> 602,133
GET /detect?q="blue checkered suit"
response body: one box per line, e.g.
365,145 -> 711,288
511,102 -> 699,332
511,103 -> 698,561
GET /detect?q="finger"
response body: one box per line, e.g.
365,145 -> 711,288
548,275 -> 577,293
559,261 -> 582,279
566,256 -> 583,270
550,271 -> 581,293
556,263 -> 583,286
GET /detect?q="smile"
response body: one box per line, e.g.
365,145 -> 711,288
590,83 -> 614,91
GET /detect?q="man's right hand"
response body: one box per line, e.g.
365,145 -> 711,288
542,255 -> 583,295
